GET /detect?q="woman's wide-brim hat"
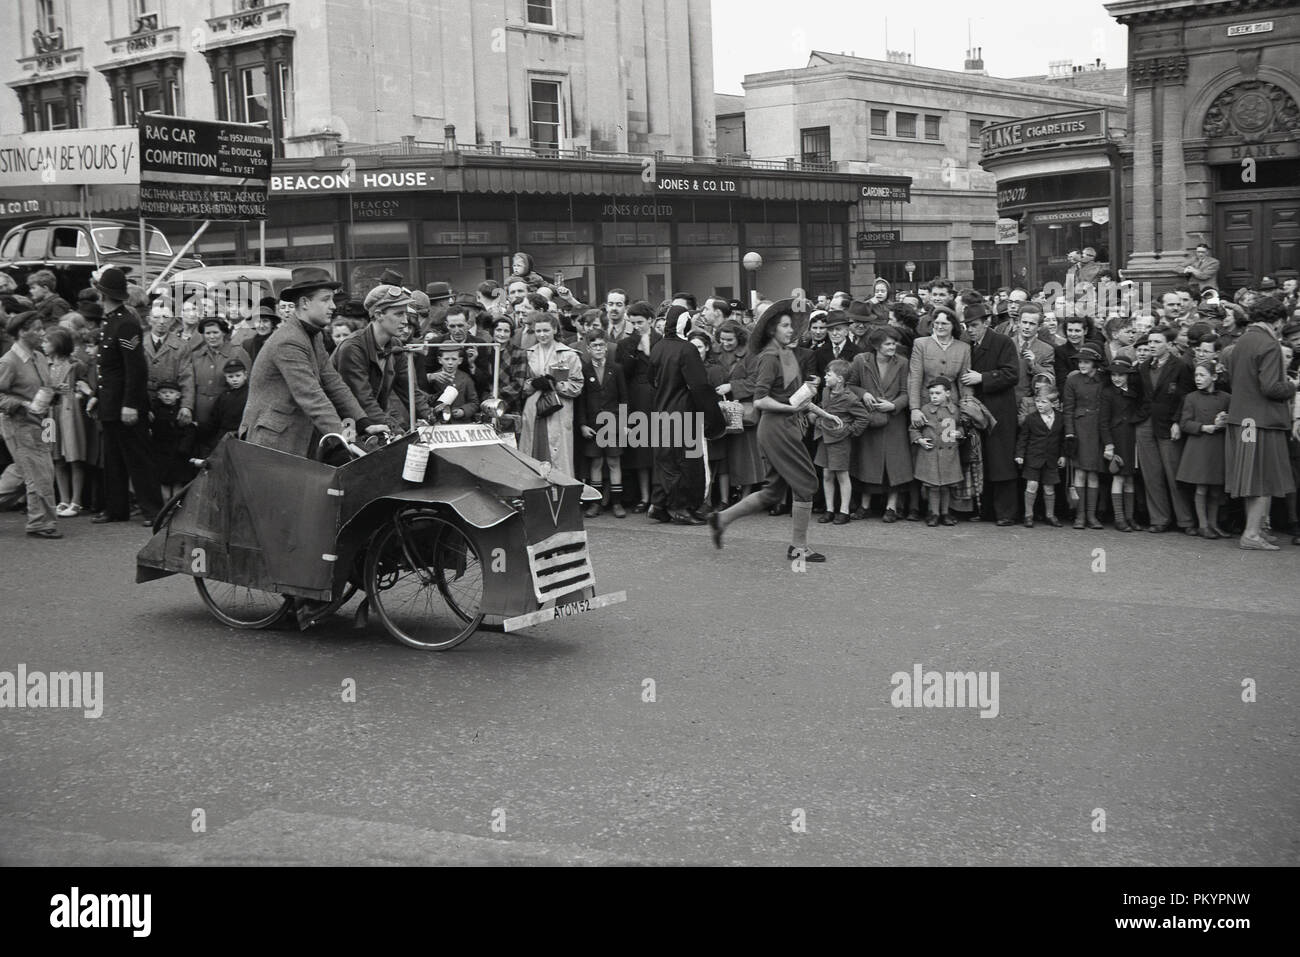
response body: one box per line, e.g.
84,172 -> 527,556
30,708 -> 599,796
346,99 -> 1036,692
279,267 -> 343,302
750,297 -> 796,350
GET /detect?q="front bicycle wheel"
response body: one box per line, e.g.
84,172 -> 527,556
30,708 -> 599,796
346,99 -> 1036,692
195,578 -> 294,630
365,513 -> 485,650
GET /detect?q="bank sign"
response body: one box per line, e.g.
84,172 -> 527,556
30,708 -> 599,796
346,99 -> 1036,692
980,110 -> 1105,159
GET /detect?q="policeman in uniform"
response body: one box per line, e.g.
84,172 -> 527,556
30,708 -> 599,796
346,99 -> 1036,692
93,267 -> 163,526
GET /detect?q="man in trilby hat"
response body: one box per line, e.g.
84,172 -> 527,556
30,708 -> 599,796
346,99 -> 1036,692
239,267 -> 384,457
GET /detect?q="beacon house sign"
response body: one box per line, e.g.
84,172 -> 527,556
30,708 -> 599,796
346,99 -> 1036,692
980,110 -> 1105,160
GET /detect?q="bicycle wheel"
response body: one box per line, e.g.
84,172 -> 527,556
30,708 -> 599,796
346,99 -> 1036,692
195,578 -> 294,630
365,513 -> 485,650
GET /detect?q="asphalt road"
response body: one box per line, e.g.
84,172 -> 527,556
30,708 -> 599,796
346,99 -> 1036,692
1,508 -> 1297,866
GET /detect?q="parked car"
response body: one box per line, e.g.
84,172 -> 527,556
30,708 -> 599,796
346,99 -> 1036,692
0,218 -> 202,303
164,265 -> 293,316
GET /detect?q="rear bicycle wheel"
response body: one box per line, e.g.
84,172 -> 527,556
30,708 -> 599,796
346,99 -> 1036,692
195,578 -> 294,629
365,513 -> 485,650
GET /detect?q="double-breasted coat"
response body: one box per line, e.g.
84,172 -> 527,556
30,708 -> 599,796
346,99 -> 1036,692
846,350 -> 912,487
1062,369 -> 1105,472
520,340 -> 584,477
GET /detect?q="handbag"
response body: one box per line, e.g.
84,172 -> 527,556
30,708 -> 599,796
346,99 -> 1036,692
718,400 -> 745,434
535,389 -> 562,418
740,399 -> 759,427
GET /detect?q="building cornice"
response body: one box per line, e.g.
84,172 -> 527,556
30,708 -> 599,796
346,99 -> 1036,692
1105,0 -> 1299,25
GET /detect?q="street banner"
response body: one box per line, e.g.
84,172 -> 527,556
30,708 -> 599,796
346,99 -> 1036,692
0,128 -> 139,187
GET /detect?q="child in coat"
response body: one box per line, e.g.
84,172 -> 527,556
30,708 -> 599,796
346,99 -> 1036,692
909,377 -> 964,526
814,359 -> 872,524
578,330 -> 628,518
196,358 -> 249,460
1099,356 -> 1146,531
1016,388 -> 1066,528
149,379 -> 196,496
1176,360 -> 1231,538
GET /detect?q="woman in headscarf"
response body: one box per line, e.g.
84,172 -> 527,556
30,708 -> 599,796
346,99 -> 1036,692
708,299 -> 841,563
519,311 -> 584,477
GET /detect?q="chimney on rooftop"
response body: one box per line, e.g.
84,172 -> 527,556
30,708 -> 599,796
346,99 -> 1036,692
963,46 -> 985,74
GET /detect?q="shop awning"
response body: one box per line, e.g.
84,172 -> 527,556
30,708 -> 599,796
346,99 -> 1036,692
459,166 -> 648,197
0,184 -> 140,220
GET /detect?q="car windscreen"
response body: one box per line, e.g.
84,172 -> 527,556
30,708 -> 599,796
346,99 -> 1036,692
91,226 -> 173,257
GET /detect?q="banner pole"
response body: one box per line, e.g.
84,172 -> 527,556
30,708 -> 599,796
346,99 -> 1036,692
139,216 -> 147,292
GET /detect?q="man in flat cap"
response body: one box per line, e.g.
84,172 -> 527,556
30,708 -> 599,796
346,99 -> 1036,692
239,267 -> 387,457
331,283 -> 433,433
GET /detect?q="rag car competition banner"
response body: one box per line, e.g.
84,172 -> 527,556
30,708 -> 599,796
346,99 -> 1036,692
138,115 -> 272,221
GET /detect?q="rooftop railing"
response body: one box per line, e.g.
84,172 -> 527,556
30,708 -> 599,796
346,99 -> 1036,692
325,136 -> 837,174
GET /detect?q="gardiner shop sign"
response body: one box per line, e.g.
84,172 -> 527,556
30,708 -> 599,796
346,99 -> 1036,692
0,128 -> 139,187
980,111 -> 1105,159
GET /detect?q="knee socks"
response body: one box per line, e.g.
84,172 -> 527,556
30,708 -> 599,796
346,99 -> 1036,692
792,500 -> 812,547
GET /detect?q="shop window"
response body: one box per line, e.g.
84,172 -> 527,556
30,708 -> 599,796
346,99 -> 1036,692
255,226 -> 335,264
870,110 -> 888,136
529,79 -> 562,153
872,241 -> 946,290
36,0 -> 57,34
348,222 -> 410,261
801,127 -> 830,167
924,115 -> 941,141
527,0 -> 555,27
971,240 -> 1001,295
803,223 -> 845,261
896,113 -> 916,139
747,223 -> 800,246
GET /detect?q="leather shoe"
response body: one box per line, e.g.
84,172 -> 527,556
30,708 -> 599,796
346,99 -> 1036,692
995,518 -> 1013,527
905,510 -> 922,522
1147,524 -> 1169,533
882,508 -> 898,523
1183,526 -> 1199,536
1023,518 -> 1034,529
583,503 -> 602,519
669,510 -> 705,526
817,513 -> 834,524
26,528 -> 62,539
611,502 -> 627,519
632,501 -> 649,513
92,513 -> 126,524
1047,517 -> 1063,528
832,513 -> 850,525
647,505 -> 673,523
926,514 -> 939,527
850,506 -> 869,520
1238,535 -> 1279,551
941,514 -> 957,526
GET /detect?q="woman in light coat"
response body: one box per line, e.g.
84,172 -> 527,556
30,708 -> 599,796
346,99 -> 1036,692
519,312 -> 584,478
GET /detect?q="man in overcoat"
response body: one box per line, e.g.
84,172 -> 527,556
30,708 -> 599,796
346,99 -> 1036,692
239,268 -> 382,458
961,303 -> 1020,524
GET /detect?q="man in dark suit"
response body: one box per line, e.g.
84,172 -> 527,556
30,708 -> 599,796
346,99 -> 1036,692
1134,325 -> 1196,533
960,302 -> 1020,524
813,312 -> 861,376
92,268 -> 163,526
239,268 -> 381,458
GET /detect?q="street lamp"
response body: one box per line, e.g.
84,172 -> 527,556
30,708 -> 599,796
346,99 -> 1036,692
905,259 -> 916,296
743,251 -> 762,311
